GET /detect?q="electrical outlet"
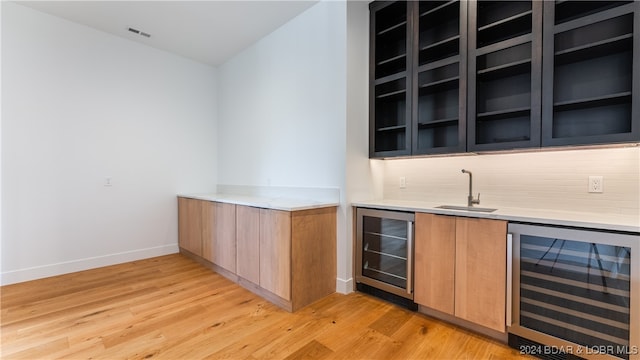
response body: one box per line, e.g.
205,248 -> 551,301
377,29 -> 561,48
588,176 -> 603,193
399,177 -> 406,189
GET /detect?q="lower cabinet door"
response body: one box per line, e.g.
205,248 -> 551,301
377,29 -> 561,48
414,213 -> 456,315
455,217 -> 507,332
178,197 -> 203,256
213,202 -> 237,273
259,209 -> 291,301
414,213 -> 507,333
201,200 -> 215,262
236,205 -> 260,285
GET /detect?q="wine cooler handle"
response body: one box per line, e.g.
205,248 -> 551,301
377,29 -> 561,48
506,233 -> 513,327
407,221 -> 414,295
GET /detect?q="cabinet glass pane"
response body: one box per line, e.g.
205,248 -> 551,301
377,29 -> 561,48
477,72 -> 531,114
416,0 -> 462,154
520,235 -> 631,359
477,1 -> 532,48
419,84 -> 458,123
554,1 -> 632,25
549,12 -> 634,143
476,112 -> 531,144
553,103 -> 632,139
470,0 -> 537,150
374,78 -> 407,152
362,216 -> 408,289
417,125 -> 458,149
375,2 -> 407,79
554,52 -> 632,103
418,1 -> 460,66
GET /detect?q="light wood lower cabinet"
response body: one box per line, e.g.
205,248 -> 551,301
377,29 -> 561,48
236,205 -> 260,285
177,197 -> 204,256
180,198 -> 234,273
414,213 -> 456,315
200,200 -> 215,262
290,208 -> 337,310
454,217 -> 507,332
254,207 -> 337,310
414,213 -> 507,333
212,202 -> 236,273
259,209 -> 292,301
178,197 -> 336,312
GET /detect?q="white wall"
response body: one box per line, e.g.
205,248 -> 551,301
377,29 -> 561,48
217,1 -> 346,189
1,3 -> 218,285
0,1 -> 3,282
382,147 -> 640,218
344,0 -> 381,293
217,2 -> 350,290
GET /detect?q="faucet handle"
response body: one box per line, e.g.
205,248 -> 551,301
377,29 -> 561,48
473,193 -> 481,205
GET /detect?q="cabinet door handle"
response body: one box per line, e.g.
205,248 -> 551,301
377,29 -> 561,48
407,221 -> 414,295
506,233 -> 513,327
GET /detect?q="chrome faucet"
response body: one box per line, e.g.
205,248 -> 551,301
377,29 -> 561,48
461,169 -> 480,207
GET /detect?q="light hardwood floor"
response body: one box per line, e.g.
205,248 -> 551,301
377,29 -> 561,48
1,254 -> 528,359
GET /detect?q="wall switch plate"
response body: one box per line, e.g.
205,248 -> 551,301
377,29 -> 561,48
104,177 -> 113,187
399,177 -> 406,189
588,176 -> 603,193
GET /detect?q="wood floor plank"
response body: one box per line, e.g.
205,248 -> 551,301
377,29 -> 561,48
0,254 -> 529,359
368,307 -> 414,337
3,336 -> 69,360
331,327 -> 401,360
282,340 -> 333,360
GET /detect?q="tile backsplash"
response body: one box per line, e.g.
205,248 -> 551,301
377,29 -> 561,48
382,146 -> 639,217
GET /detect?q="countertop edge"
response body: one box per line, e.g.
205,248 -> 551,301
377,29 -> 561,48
178,194 -> 339,212
352,201 -> 640,233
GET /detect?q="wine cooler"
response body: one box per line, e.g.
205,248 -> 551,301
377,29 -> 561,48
508,223 -> 639,360
355,208 -> 415,308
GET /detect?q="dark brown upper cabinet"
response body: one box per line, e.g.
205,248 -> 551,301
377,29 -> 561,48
467,0 -> 542,151
369,1 -> 413,157
541,1 -> 639,147
413,1 -> 468,155
370,1 -> 468,158
369,0 -> 640,159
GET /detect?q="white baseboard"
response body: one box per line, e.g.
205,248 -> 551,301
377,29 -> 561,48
0,244 -> 179,286
336,277 -> 354,294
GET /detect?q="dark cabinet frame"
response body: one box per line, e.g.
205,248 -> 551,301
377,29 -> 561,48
369,0 -> 640,159
541,1 -> 640,147
412,0 -> 468,155
369,1 -> 414,158
467,0 -> 543,151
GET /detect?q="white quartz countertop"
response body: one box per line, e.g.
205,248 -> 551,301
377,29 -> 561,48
352,199 -> 640,233
179,193 -> 339,212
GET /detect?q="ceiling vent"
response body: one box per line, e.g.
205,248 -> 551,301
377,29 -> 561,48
128,27 -> 151,38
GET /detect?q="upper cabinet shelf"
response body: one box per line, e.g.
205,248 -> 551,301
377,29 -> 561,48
554,34 -> 632,65
369,0 -> 640,159
467,0 -> 542,151
414,0 -> 467,155
420,0 -> 457,18
476,1 -> 533,49
477,58 -> 531,79
554,1 -> 633,24
377,20 -> 407,36
542,1 -> 639,147
370,1 -> 412,157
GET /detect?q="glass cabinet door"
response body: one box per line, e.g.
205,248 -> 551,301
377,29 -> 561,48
519,234 -> 631,359
362,216 -> 409,289
355,208 -> 414,299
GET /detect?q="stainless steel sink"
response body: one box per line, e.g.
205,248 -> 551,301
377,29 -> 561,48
436,205 -> 497,213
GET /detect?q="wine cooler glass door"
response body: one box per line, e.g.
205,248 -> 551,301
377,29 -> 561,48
356,208 -> 414,299
508,223 -> 639,360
